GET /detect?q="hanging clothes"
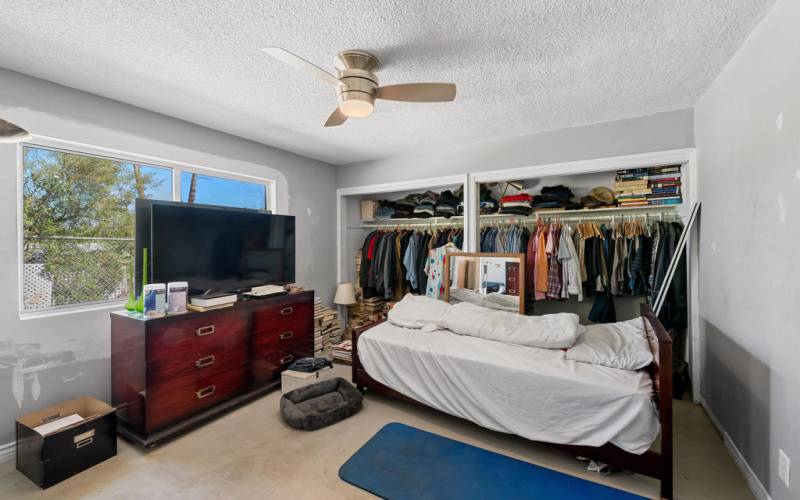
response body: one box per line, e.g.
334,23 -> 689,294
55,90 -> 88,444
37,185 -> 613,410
425,242 -> 459,300
476,217 -> 685,315
359,227 -> 464,300
478,225 -> 530,253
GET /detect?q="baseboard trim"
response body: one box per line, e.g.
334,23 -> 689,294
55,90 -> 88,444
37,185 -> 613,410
700,397 -> 772,500
0,441 -> 15,465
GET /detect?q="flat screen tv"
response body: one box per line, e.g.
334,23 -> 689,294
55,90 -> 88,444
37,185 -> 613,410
136,200 -> 295,296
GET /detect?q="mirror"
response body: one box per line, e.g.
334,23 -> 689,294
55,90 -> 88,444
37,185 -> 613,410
444,252 -> 525,314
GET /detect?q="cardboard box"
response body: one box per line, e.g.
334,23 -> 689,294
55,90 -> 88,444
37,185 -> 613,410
16,397 -> 117,488
281,366 -> 336,394
360,200 -> 377,221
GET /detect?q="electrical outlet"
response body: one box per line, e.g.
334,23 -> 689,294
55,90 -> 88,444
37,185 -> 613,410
779,449 -> 791,488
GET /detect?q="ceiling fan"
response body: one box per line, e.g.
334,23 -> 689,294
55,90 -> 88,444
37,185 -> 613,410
261,47 -> 457,127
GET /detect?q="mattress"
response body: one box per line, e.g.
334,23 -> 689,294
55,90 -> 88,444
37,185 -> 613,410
357,321 -> 659,454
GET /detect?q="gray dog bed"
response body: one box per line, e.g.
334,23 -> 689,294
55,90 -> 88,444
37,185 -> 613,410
280,377 -> 363,430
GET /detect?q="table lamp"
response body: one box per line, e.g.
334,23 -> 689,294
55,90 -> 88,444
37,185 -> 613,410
334,283 -> 356,306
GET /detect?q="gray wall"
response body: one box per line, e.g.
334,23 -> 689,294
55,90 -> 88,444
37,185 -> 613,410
694,0 -> 797,498
0,69 -> 337,446
337,108 -> 694,187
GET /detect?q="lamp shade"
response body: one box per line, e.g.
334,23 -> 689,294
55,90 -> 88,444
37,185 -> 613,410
0,118 -> 32,144
333,282 -> 356,305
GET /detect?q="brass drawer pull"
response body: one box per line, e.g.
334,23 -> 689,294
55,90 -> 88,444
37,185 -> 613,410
195,325 -> 215,337
74,429 -> 95,449
195,355 -> 216,368
280,306 -> 294,316
195,385 -> 216,399
75,437 -> 93,449
280,331 -> 294,340
280,355 -> 294,365
508,276 -> 517,282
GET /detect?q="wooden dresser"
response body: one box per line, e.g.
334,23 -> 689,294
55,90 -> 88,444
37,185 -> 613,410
111,290 -> 314,446
505,261 -> 521,296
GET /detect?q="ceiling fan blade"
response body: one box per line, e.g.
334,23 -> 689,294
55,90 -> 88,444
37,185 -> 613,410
0,118 -> 32,143
261,47 -> 340,87
324,107 -> 348,127
375,83 -> 456,102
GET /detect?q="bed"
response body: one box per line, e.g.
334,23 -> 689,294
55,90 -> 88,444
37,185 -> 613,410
352,304 -> 673,499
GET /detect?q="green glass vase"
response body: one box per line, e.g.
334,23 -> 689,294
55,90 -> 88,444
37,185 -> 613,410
124,261 -> 137,311
134,247 -> 148,313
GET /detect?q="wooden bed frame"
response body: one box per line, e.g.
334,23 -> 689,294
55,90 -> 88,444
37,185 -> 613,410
351,304 -> 673,500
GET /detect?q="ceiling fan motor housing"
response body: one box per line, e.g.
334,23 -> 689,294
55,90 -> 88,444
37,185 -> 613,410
335,51 -> 379,116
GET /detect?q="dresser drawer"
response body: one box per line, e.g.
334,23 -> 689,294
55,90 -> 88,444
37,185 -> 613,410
279,336 -> 313,367
253,299 -> 312,335
251,330 -> 302,383
146,310 -> 249,365
146,364 -> 247,431
147,339 -> 247,381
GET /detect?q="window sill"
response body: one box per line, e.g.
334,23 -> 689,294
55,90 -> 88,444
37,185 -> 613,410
19,300 -> 126,321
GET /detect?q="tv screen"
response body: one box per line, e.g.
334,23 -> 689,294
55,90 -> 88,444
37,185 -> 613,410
142,201 -> 294,295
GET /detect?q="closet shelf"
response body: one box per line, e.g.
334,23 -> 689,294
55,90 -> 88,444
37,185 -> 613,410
480,204 -> 682,223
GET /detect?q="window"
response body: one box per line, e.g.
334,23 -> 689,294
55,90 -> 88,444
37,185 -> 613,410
21,144 -> 274,313
180,172 -> 267,210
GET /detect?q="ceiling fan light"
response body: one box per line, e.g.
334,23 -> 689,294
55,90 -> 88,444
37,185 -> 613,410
339,99 -> 373,118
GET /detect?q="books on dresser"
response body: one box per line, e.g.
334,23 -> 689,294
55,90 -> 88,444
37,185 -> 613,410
190,293 -> 238,308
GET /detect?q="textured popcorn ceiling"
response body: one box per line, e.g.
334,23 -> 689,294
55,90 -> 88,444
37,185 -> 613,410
0,1 -> 773,165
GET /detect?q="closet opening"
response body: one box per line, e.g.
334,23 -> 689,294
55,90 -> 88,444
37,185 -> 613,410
474,164 -> 693,400
338,178 -> 469,340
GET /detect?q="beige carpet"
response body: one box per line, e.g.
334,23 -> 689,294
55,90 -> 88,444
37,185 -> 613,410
0,364 -> 753,499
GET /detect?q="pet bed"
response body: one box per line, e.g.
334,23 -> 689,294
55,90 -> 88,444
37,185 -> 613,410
280,377 -> 363,430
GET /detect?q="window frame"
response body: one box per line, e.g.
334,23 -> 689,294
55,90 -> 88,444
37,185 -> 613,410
17,136 -> 277,318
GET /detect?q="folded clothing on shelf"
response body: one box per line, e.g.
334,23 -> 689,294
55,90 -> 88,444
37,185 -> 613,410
498,205 -> 534,216
375,201 -> 396,220
499,192 -> 533,216
479,186 -> 499,214
434,190 -> 460,218
393,194 -> 420,218
413,191 -> 439,218
531,185 -> 580,211
540,185 -> 574,199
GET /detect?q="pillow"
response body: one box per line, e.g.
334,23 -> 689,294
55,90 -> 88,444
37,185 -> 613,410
387,294 -> 451,331
565,318 -> 653,371
439,302 -> 582,349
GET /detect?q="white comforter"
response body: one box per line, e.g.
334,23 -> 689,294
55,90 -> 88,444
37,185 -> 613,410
358,321 -> 660,454
440,302 -> 582,349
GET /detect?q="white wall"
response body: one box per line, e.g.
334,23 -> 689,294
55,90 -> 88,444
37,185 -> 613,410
0,68 -> 337,446
337,108 -> 694,187
694,0 -> 797,498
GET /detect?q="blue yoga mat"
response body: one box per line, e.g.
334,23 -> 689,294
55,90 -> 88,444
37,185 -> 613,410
339,423 -> 647,500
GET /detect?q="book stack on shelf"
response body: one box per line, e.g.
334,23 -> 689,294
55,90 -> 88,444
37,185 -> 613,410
313,297 -> 341,355
332,340 -> 353,365
615,165 -> 682,207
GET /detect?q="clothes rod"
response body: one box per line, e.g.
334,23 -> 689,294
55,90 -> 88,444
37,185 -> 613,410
360,221 -> 464,229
